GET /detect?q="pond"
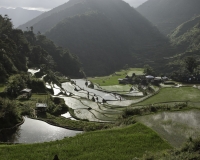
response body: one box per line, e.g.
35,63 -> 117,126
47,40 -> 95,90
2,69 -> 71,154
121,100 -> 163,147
0,117 -> 82,144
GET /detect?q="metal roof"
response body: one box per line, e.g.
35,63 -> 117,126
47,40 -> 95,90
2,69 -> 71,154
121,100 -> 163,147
36,103 -> 47,108
21,88 -> 32,93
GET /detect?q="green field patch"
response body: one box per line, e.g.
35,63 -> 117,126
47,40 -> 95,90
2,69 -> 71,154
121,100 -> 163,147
101,85 -> 132,92
0,123 -> 171,160
30,93 -> 48,100
136,110 -> 200,148
89,68 -> 143,86
137,87 -> 200,105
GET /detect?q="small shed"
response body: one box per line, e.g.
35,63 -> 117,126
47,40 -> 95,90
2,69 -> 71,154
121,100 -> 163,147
162,76 -> 169,81
145,75 -> 154,79
36,103 -> 48,112
20,88 -> 32,98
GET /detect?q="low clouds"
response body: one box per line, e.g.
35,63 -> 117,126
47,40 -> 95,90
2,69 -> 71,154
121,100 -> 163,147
124,0 -> 147,7
0,0 -> 147,11
0,0 -> 70,10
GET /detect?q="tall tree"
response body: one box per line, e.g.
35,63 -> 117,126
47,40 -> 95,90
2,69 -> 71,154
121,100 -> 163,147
143,65 -> 155,75
184,57 -> 198,74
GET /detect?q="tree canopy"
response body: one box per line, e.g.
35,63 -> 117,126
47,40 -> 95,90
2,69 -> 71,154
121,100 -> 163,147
0,15 -> 83,82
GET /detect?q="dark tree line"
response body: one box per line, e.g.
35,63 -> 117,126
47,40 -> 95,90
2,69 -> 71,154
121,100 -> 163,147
0,15 -> 83,83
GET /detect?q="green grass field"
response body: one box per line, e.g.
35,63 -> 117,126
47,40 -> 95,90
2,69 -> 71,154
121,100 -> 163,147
89,68 -> 143,86
0,123 -> 171,160
101,85 -> 132,92
17,93 -> 49,105
137,87 -> 200,105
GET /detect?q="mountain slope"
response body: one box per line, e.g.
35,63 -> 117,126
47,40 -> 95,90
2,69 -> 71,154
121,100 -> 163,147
0,7 -> 43,28
20,0 -> 170,76
18,0 -> 85,32
0,15 -> 82,82
166,16 -> 200,71
137,0 -> 200,35
169,15 -> 200,54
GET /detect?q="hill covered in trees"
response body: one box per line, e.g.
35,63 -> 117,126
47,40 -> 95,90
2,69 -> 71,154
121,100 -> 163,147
19,0 -> 172,76
169,15 -> 200,53
0,7 -> 43,28
0,15 -> 82,82
167,16 -> 200,71
137,0 -> 200,35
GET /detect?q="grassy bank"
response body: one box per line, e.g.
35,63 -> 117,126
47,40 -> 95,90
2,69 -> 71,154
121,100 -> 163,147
89,68 -> 143,86
38,113 -> 112,131
0,123 -> 171,160
137,87 -> 200,105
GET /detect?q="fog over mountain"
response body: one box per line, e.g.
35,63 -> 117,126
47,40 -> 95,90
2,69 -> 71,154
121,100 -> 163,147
137,0 -> 200,35
0,0 -> 147,10
124,0 -> 147,7
0,7 -> 43,27
0,0 -> 147,27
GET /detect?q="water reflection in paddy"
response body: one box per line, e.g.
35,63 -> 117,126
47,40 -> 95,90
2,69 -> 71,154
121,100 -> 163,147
136,110 -> 200,147
71,79 -> 119,101
0,117 -> 82,144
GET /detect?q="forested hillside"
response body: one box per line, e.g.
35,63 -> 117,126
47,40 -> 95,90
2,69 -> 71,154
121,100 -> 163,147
19,0 -> 172,76
0,15 -> 82,82
169,15 -> 200,53
160,15 -> 200,75
0,7 -> 43,28
137,0 -> 200,35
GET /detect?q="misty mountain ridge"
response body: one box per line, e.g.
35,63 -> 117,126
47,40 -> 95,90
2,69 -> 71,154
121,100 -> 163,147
0,7 -> 43,27
137,0 -> 200,35
18,0 -> 171,76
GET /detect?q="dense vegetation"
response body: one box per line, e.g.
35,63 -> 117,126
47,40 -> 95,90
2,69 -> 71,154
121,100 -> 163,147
0,14 -> 84,130
167,16 -> 200,76
18,0 -> 172,76
24,31 -> 83,78
0,14 -> 83,83
137,0 -> 200,35
0,98 -> 22,129
169,15 -> 200,53
0,15 -> 28,82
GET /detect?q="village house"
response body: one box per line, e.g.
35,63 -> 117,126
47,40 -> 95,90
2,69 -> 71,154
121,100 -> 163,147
36,103 -> 48,112
20,88 -> 32,99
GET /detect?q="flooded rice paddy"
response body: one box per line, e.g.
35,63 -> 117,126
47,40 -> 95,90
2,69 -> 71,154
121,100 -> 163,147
0,117 -> 82,144
136,110 -> 200,147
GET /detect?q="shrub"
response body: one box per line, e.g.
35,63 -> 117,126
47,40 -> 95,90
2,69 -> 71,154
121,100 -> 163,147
122,108 -> 141,118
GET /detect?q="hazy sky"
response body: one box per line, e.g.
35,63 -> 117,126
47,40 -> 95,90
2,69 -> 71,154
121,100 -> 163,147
0,0 -> 148,11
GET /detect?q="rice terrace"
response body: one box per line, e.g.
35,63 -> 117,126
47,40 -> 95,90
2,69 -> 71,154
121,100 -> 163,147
1,0 -> 200,159
1,67 -> 200,159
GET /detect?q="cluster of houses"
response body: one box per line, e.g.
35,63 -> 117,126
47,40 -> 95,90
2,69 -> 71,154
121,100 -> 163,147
20,88 -> 47,113
181,75 -> 200,83
118,74 -> 169,85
